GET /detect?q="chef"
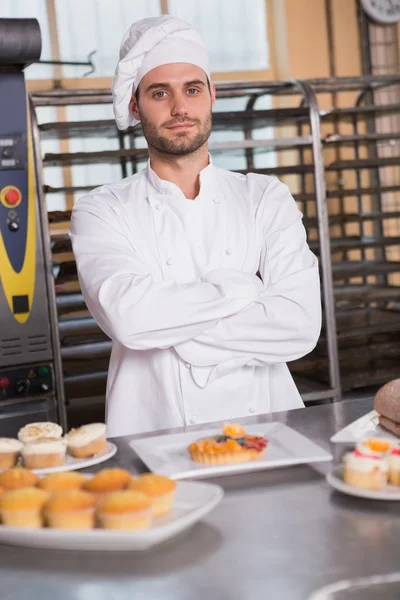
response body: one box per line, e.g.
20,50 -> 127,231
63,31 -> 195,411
70,15 -> 322,437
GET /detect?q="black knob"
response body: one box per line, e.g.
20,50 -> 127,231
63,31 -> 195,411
3,147 -> 14,158
8,221 -> 19,232
15,379 -> 30,394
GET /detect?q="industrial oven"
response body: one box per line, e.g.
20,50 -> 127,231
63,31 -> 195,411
0,18 -> 66,435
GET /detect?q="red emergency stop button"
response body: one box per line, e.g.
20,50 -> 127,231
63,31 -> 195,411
0,186 -> 22,208
5,189 -> 20,205
0,377 -> 10,389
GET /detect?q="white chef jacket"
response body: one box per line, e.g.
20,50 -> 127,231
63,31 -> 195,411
70,158 -> 321,437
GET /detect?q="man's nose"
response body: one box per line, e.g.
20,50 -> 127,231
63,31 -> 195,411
171,92 -> 189,116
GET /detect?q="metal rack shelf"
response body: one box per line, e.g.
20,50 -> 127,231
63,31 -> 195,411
30,75 -> 400,416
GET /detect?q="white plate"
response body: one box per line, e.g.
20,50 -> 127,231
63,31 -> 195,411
130,422 -> 333,480
330,410 -> 399,444
0,480 -> 223,551
326,465 -> 400,501
30,442 -> 117,475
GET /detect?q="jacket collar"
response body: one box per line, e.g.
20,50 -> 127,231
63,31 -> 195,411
146,154 -> 215,199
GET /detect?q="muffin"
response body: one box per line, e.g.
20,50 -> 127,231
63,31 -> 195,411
128,474 -> 176,516
343,450 -> 388,491
97,490 -> 152,530
38,471 -> 86,492
0,467 -> 39,490
82,468 -> 132,501
65,423 -> 107,458
18,422 -> 63,444
387,448 -> 400,486
189,423 -> 267,465
0,438 -> 24,469
0,487 -> 49,528
44,490 -> 96,529
21,437 -> 67,469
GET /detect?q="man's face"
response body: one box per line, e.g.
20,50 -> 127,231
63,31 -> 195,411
130,63 -> 216,156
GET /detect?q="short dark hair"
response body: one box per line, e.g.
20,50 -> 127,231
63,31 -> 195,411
135,76 -> 211,103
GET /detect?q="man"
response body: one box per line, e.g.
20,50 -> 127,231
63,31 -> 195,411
70,15 -> 321,438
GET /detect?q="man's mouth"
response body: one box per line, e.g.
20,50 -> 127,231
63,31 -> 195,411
165,122 -> 196,130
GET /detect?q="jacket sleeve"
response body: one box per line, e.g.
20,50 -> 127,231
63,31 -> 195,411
69,194 -> 261,350
174,178 -> 322,372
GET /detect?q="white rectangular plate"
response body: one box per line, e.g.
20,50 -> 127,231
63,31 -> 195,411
130,422 -> 333,480
0,480 -> 223,551
330,410 -> 399,444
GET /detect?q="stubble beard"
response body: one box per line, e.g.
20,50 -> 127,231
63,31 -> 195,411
140,111 -> 212,157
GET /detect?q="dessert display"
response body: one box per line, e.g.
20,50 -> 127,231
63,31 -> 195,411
38,471 -> 87,492
64,423 -> 107,458
0,420 -> 110,472
0,487 -> 50,528
342,436 -> 400,492
188,423 -> 267,465
0,466 -> 177,530
82,468 -> 132,500
128,473 -> 177,516
0,438 -> 24,469
343,448 -> 389,491
374,379 -> 400,437
44,490 -> 96,530
21,437 -> 67,469
18,422 -> 63,444
0,467 -> 39,490
97,490 -> 152,530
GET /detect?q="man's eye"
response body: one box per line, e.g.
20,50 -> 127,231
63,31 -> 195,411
154,91 -> 167,98
187,88 -> 199,95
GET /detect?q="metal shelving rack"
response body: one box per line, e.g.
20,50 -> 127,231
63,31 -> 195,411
29,75 -> 400,418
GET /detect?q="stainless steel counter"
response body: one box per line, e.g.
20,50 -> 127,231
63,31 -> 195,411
2,398 -> 400,600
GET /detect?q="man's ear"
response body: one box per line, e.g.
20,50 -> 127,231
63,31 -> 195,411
129,94 -> 141,121
210,83 -> 216,107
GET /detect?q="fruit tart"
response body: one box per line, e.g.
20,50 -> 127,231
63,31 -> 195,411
188,423 -> 267,465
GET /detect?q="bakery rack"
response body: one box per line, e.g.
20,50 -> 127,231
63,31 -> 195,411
29,74 -> 400,420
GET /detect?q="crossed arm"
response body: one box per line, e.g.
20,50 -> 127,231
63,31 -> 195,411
70,180 -> 321,366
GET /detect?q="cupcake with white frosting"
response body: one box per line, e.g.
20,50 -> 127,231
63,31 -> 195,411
343,449 -> 388,491
21,437 -> 67,469
65,423 -> 107,458
18,422 -> 63,444
0,438 -> 24,469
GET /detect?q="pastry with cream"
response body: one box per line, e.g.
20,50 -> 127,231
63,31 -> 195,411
0,438 -> 24,469
18,422 -> 63,444
21,437 -> 67,469
387,447 -> 400,486
65,423 -> 107,458
343,449 -> 388,491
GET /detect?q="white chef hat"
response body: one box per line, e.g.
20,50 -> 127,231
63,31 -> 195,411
111,15 -> 210,130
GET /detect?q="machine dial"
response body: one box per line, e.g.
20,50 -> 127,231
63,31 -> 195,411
8,221 -> 19,232
15,379 -> 30,394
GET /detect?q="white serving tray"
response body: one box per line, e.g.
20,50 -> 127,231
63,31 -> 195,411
130,422 -> 333,480
29,442 -> 117,475
326,465 -> 400,501
330,410 -> 398,444
0,480 -> 223,551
